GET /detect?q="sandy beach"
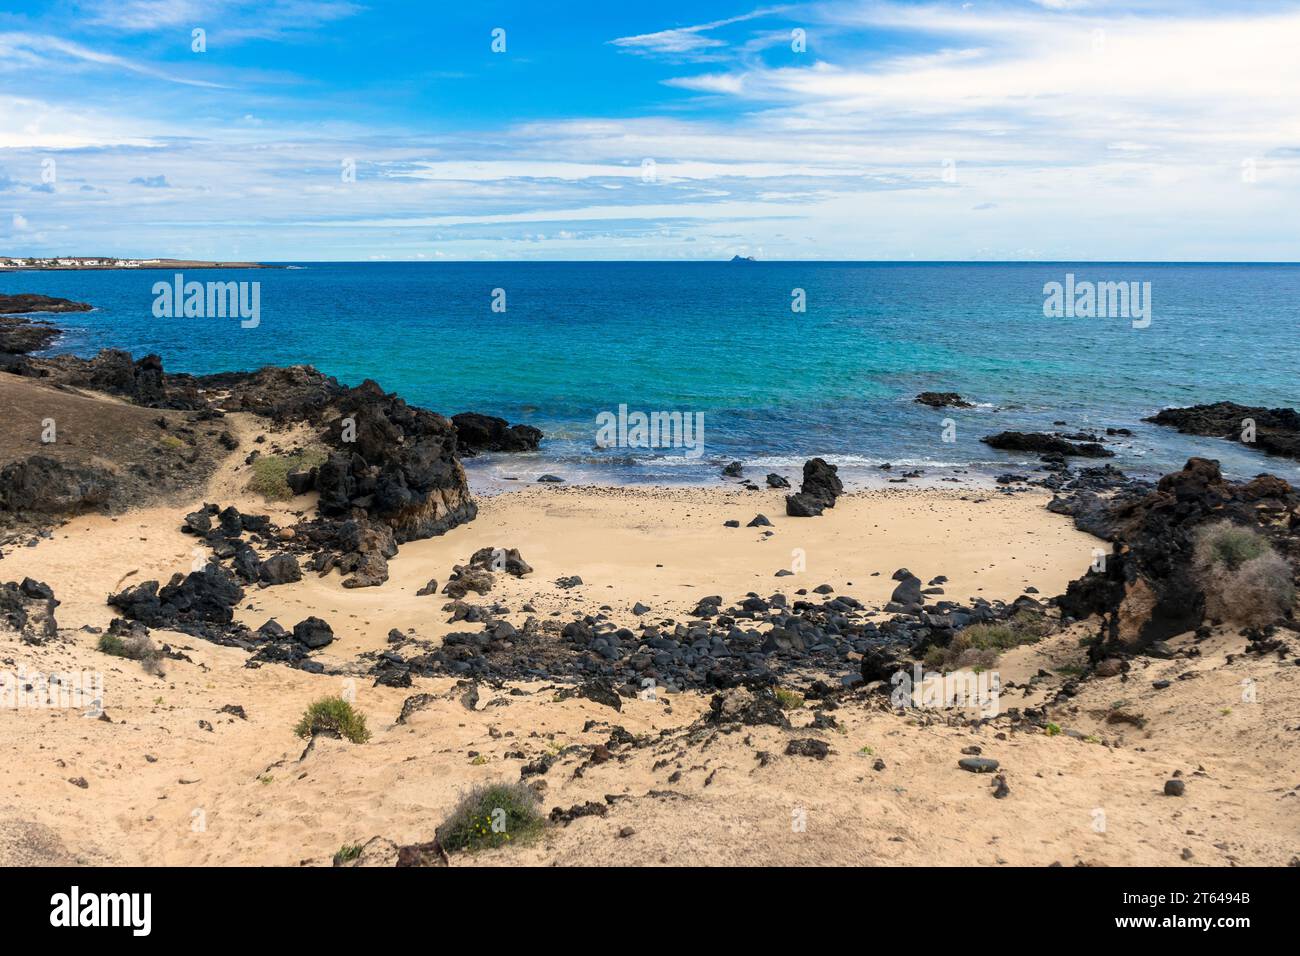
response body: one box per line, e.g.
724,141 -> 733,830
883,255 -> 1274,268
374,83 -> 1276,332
3,408 -> 1297,867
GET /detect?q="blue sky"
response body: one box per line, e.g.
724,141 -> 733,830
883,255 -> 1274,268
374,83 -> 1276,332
2,0 -> 1298,260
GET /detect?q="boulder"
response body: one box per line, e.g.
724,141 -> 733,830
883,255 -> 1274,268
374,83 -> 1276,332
981,431 -> 1113,458
293,616 -> 334,649
451,412 -> 542,455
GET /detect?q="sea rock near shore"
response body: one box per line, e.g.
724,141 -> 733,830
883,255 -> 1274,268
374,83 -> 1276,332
786,458 -> 844,517
1146,402 -> 1300,461
1056,457 -> 1300,649
0,294 -> 93,316
915,391 -> 973,409
451,412 -> 542,455
0,315 -> 62,355
982,431 -> 1114,458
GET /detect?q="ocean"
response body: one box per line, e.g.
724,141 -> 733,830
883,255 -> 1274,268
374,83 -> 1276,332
7,261 -> 1298,487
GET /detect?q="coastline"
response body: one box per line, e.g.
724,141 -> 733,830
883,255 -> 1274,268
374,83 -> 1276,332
2,304 -> 1298,868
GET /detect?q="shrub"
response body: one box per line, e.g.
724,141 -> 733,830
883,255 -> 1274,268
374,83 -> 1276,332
293,696 -> 371,743
923,612 -> 1050,672
437,782 -> 544,853
333,843 -> 363,865
98,628 -> 164,676
1193,521 -> 1295,627
248,446 -> 328,500
774,687 -> 805,710
1194,521 -> 1267,572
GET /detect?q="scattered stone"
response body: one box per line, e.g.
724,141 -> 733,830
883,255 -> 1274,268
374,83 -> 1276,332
786,738 -> 830,760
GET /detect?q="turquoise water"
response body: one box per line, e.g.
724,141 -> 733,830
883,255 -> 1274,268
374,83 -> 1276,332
7,262 -> 1298,485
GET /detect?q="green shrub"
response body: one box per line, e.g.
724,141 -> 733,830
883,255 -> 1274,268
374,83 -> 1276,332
437,782 -> 544,853
1193,521 -> 1295,627
333,843 -> 363,865
294,696 -> 371,744
248,446 -> 329,500
1195,521 -> 1267,571
774,687 -> 805,710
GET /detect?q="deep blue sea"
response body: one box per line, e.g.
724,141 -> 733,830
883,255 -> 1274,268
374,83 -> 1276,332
7,262 -> 1298,487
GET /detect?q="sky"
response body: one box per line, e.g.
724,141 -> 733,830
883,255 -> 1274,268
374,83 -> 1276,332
1,0 -> 1298,261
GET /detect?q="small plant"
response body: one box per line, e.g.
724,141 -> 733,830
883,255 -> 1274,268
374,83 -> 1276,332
774,687 -> 805,710
1192,521 -> 1295,627
437,782 -> 545,853
470,754 -> 488,766
259,774 -> 274,785
294,696 -> 371,744
159,435 -> 186,451
248,446 -> 328,500
1045,722 -> 1061,736
98,628 -> 164,676
923,611 -> 1052,672
333,843 -> 363,865
1196,522 -> 1266,571
857,745 -> 874,756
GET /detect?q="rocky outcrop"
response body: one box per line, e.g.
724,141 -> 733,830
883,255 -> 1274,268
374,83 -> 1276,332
982,431 -> 1113,458
915,391 -> 972,409
0,578 -> 60,644
0,315 -> 62,354
786,458 -> 843,517
308,380 -> 476,542
15,349 -> 206,409
0,456 -> 114,514
0,294 -> 92,316
1146,402 -> 1300,461
196,365 -> 345,423
109,564 -> 245,630
1056,457 -> 1299,650
451,412 -> 542,455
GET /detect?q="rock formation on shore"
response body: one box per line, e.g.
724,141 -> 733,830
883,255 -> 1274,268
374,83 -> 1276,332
451,412 -> 542,455
982,431 -> 1113,458
1147,402 -> 1300,461
785,458 -> 844,517
1056,457 -> 1298,650
0,313 -> 479,557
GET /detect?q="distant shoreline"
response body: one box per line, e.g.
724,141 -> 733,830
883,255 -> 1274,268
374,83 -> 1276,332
0,257 -> 272,271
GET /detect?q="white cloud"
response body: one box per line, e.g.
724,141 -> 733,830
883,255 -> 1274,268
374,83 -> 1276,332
0,32 -> 226,88
611,7 -> 785,58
